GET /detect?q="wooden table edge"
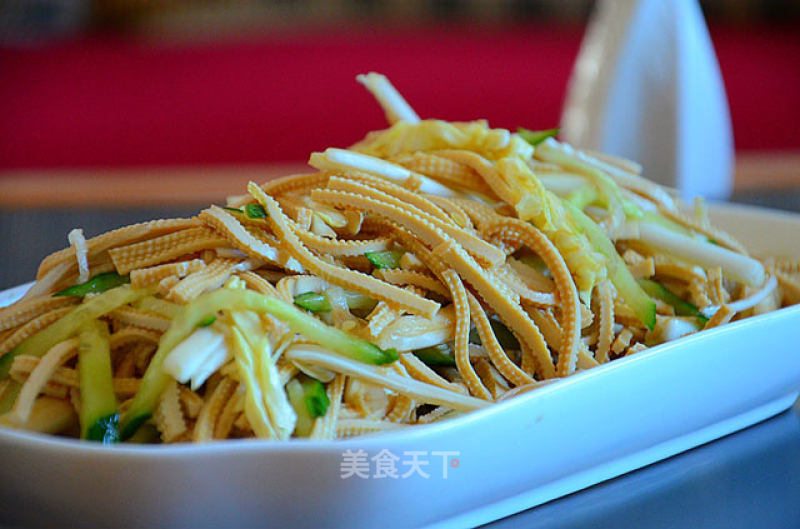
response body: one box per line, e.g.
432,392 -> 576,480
0,152 -> 798,208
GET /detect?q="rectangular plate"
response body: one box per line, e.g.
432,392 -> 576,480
1,202 -> 799,529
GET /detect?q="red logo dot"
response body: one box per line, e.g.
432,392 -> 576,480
450,458 -> 460,468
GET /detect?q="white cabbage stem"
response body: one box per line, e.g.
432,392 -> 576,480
651,317 -> 700,343
285,348 -> 488,412
286,344 -> 336,382
701,276 -> 778,319
537,174 -> 586,196
541,138 -> 677,211
309,148 -> 455,197
162,327 -> 227,390
377,306 -> 455,352
188,345 -> 229,391
624,221 -> 765,286
356,72 -> 420,124
67,228 -> 90,284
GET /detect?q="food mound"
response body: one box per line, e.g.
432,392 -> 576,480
0,73 -> 796,444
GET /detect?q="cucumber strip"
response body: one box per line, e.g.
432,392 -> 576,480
517,127 -> 559,147
120,289 -> 397,439
640,211 -> 695,238
637,279 -> 708,323
294,292 -> 332,313
0,380 -> 21,415
412,343 -> 456,367
0,285 -> 149,379
566,185 -> 598,210
286,378 -> 314,437
365,250 -> 403,269
78,320 -> 119,443
54,272 -> 130,297
564,202 -> 656,330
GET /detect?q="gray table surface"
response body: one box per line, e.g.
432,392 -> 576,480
487,399 -> 800,528
1,190 -> 799,528
0,205 -> 201,290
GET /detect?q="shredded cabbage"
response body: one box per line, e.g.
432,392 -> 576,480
351,119 -> 531,160
230,310 -> 296,440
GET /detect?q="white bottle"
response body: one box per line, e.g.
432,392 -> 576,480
561,0 -> 733,200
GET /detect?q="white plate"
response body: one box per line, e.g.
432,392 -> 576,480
1,202 -> 799,529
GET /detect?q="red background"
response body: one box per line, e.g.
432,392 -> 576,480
1,24 -> 798,170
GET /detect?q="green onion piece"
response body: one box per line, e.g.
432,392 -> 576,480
344,292 -> 378,312
222,206 -> 243,214
197,315 -> 217,327
517,127 -> 560,147
85,414 -> 120,443
294,290 -> 375,313
564,201 -> 656,330
54,272 -> 130,298
78,320 -> 119,443
244,204 -> 268,219
637,279 -> 709,323
1,284 -> 150,379
412,343 -> 456,367
365,250 -> 403,269
120,289 -> 397,439
294,292 -> 332,313
298,374 -> 330,418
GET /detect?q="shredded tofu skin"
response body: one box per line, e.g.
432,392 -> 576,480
0,72 -> 794,444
